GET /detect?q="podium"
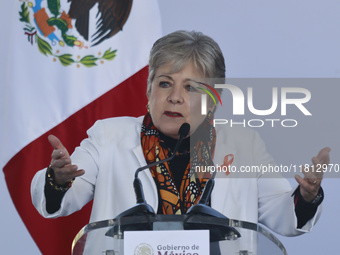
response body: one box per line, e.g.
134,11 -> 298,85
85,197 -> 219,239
72,214 -> 287,255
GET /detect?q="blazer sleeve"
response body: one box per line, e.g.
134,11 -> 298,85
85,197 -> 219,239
31,120 -> 105,218
253,131 -> 322,236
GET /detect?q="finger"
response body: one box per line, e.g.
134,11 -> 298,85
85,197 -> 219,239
57,168 -> 85,180
295,174 -> 320,201
301,165 -> 316,179
53,164 -> 77,175
309,157 -> 324,179
295,174 -> 310,186
301,154 -> 325,180
311,156 -> 319,166
51,147 -> 70,159
73,169 -> 85,180
297,166 -> 321,184
310,148 -> 329,179
53,165 -> 85,184
315,147 -> 331,164
49,135 -> 70,160
301,167 -> 322,183
51,157 -> 72,169
48,135 -> 65,150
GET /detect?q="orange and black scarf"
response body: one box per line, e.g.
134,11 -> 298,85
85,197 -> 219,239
141,113 -> 216,214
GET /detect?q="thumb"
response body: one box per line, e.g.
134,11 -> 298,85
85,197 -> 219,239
48,135 -> 65,150
316,147 -> 331,163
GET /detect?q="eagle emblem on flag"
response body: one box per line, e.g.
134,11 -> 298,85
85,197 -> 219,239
19,0 -> 133,67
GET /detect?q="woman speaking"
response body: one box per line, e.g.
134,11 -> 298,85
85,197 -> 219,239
31,30 -> 329,247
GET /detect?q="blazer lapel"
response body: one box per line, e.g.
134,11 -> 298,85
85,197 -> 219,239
132,144 -> 158,210
211,133 -> 237,215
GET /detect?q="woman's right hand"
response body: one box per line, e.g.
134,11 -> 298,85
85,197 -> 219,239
48,135 -> 85,185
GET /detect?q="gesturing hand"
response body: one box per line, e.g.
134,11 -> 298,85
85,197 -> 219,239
295,147 -> 330,202
48,135 -> 85,185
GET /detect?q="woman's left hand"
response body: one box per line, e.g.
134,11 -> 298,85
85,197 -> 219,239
295,147 -> 331,202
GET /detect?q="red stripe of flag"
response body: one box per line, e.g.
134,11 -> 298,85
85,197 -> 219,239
3,67 -> 149,255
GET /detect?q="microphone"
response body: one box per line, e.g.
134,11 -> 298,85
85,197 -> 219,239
115,123 -> 190,218
186,178 -> 227,218
186,144 -> 227,219
185,171 -> 241,242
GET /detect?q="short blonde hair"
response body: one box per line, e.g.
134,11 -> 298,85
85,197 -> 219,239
147,30 -> 225,96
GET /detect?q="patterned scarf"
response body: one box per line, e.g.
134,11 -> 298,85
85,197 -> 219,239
141,113 -> 216,214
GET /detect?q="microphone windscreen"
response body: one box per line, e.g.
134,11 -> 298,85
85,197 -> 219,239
178,123 -> 190,137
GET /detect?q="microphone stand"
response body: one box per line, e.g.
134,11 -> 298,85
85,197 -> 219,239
184,143 -> 241,243
186,172 -> 227,218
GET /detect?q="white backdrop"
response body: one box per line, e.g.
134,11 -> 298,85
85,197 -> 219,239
1,0 -> 340,254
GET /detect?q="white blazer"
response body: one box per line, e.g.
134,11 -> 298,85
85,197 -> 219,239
31,116 -> 321,238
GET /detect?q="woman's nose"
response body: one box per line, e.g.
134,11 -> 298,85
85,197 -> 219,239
167,86 -> 184,104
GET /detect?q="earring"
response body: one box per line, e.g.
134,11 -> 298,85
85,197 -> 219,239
146,104 -> 150,112
207,111 -> 213,121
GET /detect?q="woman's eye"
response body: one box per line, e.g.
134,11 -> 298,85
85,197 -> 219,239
185,84 -> 197,92
159,81 -> 170,88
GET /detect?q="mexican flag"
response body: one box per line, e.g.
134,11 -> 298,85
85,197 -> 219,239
0,0 -> 161,254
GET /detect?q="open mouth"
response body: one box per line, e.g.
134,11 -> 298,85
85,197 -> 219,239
164,111 -> 183,117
